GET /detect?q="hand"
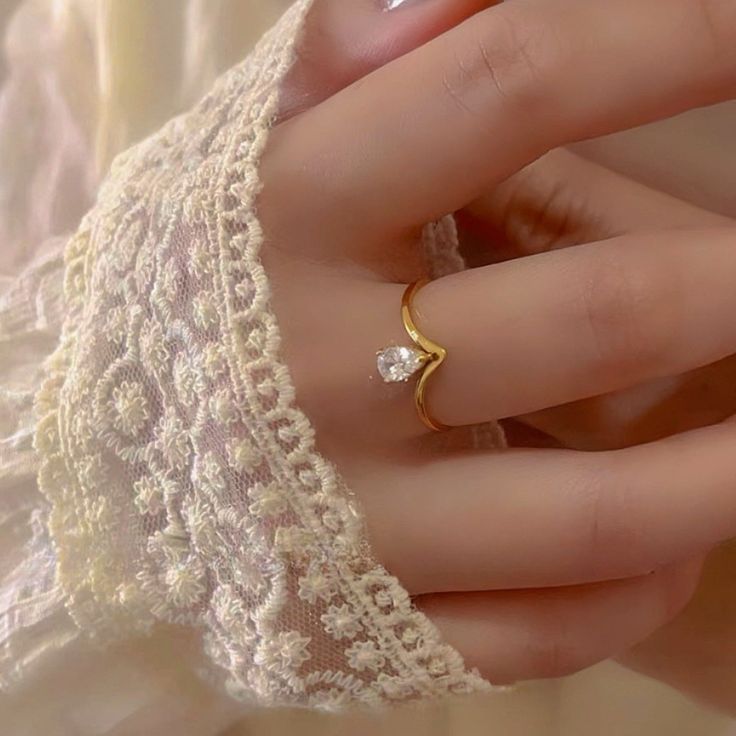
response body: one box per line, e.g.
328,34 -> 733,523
257,0 -> 736,687
457,150 -> 736,451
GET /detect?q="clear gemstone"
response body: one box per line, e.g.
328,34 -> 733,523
376,346 -> 425,383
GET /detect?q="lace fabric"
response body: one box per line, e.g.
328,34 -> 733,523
0,238 -> 80,691
28,0 -> 504,708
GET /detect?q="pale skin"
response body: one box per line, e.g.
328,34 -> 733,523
257,0 -> 736,709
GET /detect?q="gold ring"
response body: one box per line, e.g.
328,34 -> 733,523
376,280 -> 449,432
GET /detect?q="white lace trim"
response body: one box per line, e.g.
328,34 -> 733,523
33,0 -> 497,708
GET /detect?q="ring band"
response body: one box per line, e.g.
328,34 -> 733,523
376,280 -> 449,432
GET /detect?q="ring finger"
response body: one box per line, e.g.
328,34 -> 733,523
357,419 -> 736,593
273,225 -> 736,445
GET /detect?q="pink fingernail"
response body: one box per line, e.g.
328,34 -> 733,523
385,0 -> 418,9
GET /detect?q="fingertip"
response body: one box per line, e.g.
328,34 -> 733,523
279,0 -> 498,121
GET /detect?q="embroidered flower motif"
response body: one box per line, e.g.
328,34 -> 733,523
164,558 -> 207,608
134,476 -> 165,515
156,408 -> 191,466
346,641 -> 385,673
112,380 -> 150,436
427,658 -> 449,677
203,342 -> 227,380
190,239 -> 212,279
321,604 -> 362,640
210,390 -> 238,424
280,631 -> 311,668
255,631 -> 311,671
211,586 -> 257,648
140,319 -> 169,375
193,292 -> 219,330
105,306 -> 127,344
227,438 -> 260,473
173,354 -> 204,407
248,482 -> 286,517
297,569 -> 333,604
198,452 -> 226,498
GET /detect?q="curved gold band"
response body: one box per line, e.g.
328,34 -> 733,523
401,280 -> 449,432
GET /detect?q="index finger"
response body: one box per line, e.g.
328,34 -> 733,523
265,0 -> 736,241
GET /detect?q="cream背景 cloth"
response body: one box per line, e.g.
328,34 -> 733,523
1,0 -> 736,733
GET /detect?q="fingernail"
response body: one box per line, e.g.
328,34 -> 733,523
384,0 -> 417,9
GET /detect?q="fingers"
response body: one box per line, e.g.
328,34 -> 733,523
414,227 -> 736,427
278,0 -> 498,121
461,149 -> 731,262
417,558 -> 703,683
360,420 -> 736,594
274,227 -> 736,442
520,353 -> 736,452
266,0 -> 736,243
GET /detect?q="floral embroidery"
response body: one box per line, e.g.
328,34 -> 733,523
345,641 -> 385,673
164,558 -> 207,608
33,0 -> 495,712
140,319 -> 170,376
248,482 -> 286,517
255,631 -> 311,671
227,438 -> 261,473
155,408 -> 191,466
198,452 -> 226,498
203,343 -> 227,380
134,476 -> 165,515
193,292 -> 219,330
321,604 -> 362,640
105,306 -> 128,344
173,354 -> 204,408
210,390 -> 238,424
297,568 -> 333,604
111,381 -> 149,436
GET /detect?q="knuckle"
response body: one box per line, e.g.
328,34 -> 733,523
441,6 -> 554,120
575,247 -> 676,382
572,457 -> 648,579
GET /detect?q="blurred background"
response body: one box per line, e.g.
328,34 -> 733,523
1,1 -> 736,733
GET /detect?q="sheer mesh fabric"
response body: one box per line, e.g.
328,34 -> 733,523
31,0 -> 507,709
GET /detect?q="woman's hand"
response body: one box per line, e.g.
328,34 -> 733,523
462,146 -> 736,451
256,0 -> 736,687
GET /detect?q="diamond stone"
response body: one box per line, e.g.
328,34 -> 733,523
376,346 -> 425,383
